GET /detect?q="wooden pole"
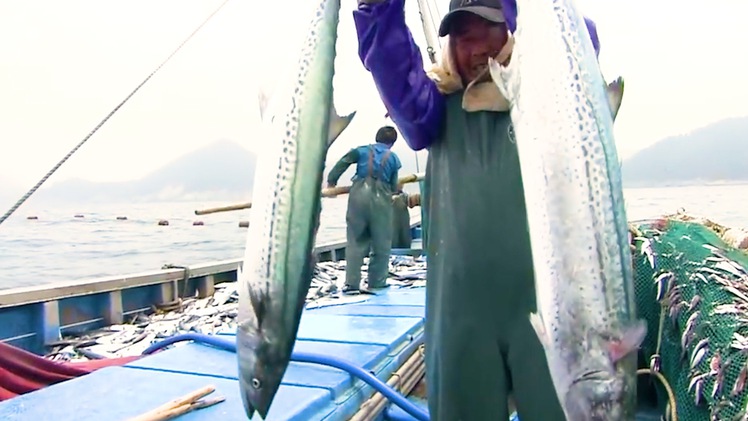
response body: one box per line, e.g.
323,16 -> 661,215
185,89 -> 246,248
194,172 -> 425,215
194,202 -> 251,215
126,385 -> 224,421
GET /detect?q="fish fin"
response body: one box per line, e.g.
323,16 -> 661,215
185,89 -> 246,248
608,319 -> 648,362
529,312 -> 550,348
488,56 -> 515,104
328,104 -> 356,146
248,283 -> 269,329
606,77 -> 624,121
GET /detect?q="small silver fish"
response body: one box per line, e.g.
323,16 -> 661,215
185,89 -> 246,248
712,369 -> 725,399
669,301 -> 687,327
654,272 -> 675,301
715,260 -> 745,278
710,351 -> 722,374
688,295 -> 702,312
640,240 -> 655,269
733,364 -> 748,397
690,272 -> 709,284
690,339 -> 710,370
689,375 -> 706,406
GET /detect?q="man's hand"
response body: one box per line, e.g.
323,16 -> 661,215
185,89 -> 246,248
325,183 -> 338,199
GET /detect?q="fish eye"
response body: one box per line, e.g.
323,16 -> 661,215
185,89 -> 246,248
252,378 -> 262,389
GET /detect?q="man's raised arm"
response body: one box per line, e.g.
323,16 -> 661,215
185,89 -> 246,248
354,0 -> 445,151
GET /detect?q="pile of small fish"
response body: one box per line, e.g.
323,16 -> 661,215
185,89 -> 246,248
306,255 -> 427,301
633,220 -> 748,421
44,255 -> 426,363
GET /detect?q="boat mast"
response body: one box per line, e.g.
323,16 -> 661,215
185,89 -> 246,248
411,0 -> 442,173
415,0 -> 443,65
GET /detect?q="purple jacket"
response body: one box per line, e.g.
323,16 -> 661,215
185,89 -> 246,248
353,0 -> 601,151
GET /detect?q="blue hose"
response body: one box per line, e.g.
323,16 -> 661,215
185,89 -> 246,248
141,333 -> 233,354
141,333 -> 431,421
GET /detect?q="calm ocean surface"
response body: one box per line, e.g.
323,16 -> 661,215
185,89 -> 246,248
1,183 -> 746,290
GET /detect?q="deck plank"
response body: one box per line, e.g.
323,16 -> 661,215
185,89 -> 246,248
363,290 -> 427,306
0,366 -> 332,421
296,314 -> 421,352
126,339 -> 388,399
308,304 -> 425,318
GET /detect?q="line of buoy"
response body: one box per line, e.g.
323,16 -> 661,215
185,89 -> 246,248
23,216 -> 246,228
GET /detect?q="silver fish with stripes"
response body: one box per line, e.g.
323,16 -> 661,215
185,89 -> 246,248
236,0 -> 354,418
489,0 -> 646,419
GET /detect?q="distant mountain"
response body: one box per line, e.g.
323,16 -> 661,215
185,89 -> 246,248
34,114 -> 747,205
621,116 -> 748,188
38,139 -> 257,204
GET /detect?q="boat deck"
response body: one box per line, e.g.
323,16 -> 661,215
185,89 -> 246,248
0,286 -> 427,421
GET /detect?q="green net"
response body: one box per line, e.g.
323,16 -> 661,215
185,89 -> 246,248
632,216 -> 748,421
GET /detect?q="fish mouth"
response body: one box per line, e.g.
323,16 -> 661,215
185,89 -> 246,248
238,382 -> 267,419
238,358 -> 278,420
567,369 -> 625,419
572,369 -> 611,385
239,382 -> 272,419
244,402 -> 257,419
239,368 -> 282,420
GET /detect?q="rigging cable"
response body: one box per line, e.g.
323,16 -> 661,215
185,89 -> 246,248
412,0 -> 443,173
415,0 -> 442,65
0,0 -> 231,227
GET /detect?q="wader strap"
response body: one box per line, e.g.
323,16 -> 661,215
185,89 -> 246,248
378,149 -> 392,182
367,145 -> 375,178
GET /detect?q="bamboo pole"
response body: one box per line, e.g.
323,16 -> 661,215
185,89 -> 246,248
349,345 -> 426,421
195,202 -> 251,215
194,172 -> 425,215
126,385 -> 224,421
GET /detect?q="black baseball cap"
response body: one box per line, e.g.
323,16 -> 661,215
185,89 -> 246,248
438,0 -> 506,37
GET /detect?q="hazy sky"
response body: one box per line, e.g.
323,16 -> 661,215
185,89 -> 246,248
1,0 -> 746,194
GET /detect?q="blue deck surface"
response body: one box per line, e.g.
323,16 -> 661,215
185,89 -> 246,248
0,286 -> 426,421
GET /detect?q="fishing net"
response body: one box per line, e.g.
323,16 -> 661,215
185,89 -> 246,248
632,215 -> 748,421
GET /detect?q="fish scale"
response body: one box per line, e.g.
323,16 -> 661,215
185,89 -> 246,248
488,0 -> 644,419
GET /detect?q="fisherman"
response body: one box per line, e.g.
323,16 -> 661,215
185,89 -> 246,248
391,189 -> 412,249
326,125 -> 402,294
353,0 -> 601,419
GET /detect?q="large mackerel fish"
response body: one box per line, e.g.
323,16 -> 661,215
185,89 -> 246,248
236,0 -> 353,418
489,0 -> 646,419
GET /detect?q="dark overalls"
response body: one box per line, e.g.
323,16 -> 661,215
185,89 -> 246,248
422,93 -> 566,420
327,144 -> 401,290
390,191 -> 412,249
